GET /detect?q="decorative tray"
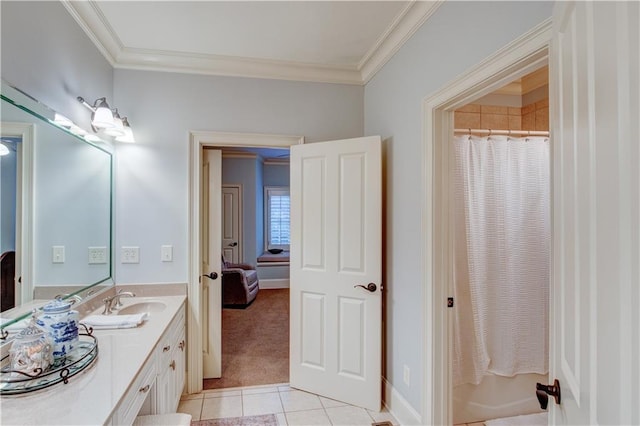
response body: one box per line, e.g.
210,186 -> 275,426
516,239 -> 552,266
0,328 -> 98,396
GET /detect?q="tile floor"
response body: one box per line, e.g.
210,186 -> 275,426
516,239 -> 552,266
178,383 -> 399,426
454,423 -> 486,426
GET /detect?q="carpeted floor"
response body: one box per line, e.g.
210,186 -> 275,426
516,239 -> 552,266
191,414 -> 278,426
203,289 -> 289,390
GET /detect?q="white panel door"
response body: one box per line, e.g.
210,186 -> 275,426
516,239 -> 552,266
290,136 -> 382,411
222,185 -> 242,263
550,2 -> 639,424
202,148 -> 222,378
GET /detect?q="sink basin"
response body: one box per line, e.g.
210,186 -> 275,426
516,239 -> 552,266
117,301 -> 167,316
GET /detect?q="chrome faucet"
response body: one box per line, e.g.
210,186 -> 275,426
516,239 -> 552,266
102,290 -> 136,315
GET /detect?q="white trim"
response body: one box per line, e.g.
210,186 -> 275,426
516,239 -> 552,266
1,122 -> 34,307
258,279 -> 290,290
61,0 -> 443,85
420,19 -> 551,425
191,131 -> 303,148
60,0 -> 119,66
114,49 -> 363,86
187,131 -> 303,394
360,1 -> 444,84
382,378 -> 422,426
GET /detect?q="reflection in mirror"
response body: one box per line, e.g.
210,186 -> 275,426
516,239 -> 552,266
0,81 -> 114,334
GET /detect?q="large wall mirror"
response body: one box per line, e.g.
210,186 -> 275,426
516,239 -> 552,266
0,81 -> 113,332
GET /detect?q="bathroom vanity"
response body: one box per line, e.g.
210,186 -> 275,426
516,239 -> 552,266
0,295 -> 186,425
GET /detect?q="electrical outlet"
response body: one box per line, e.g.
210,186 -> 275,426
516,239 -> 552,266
121,246 -> 140,264
52,246 -> 65,264
88,247 -> 108,264
403,365 -> 410,386
161,245 -> 173,262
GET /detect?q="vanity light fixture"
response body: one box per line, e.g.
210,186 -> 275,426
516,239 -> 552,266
115,117 -> 136,143
103,109 -> 125,137
0,143 -> 9,156
77,95 -> 135,142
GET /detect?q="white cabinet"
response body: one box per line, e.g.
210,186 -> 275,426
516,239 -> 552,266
155,307 -> 186,414
112,302 -> 186,424
113,356 -> 157,425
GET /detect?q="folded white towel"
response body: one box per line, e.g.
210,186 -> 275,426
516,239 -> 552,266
81,313 -> 148,329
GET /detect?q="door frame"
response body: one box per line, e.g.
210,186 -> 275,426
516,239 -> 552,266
1,122 -> 34,308
186,131 -> 303,394
420,20 -> 552,424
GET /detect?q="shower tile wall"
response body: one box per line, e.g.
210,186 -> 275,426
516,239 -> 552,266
455,98 -> 549,132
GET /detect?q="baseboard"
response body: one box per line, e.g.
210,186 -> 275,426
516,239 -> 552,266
383,378 -> 422,425
259,279 -> 290,289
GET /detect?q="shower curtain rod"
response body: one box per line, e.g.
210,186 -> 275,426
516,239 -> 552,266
454,128 -> 549,136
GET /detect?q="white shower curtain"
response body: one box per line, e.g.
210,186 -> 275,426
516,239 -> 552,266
452,135 -> 550,387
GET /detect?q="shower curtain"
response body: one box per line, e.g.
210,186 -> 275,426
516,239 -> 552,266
452,135 -> 550,387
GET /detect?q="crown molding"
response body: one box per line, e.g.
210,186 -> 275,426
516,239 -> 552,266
360,0 -> 445,84
60,0 -> 120,66
113,48 -> 362,85
62,0 -> 444,86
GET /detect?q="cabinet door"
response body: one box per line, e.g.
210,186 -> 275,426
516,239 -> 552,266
173,327 -> 186,412
156,365 -> 173,415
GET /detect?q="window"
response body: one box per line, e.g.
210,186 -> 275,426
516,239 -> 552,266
264,186 -> 290,250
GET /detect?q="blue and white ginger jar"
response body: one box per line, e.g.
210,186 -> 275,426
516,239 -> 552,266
37,296 -> 80,359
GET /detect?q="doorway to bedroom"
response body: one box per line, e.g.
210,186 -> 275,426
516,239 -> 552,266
203,146 -> 291,390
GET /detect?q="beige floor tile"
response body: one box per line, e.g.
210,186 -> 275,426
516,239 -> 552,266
468,423 -> 485,426
243,392 -> 284,416
278,385 -> 292,392
181,392 -> 203,400
279,390 -> 323,412
177,398 -> 203,421
276,412 -> 288,426
243,386 -> 280,395
285,409 -> 332,425
319,396 -> 348,409
325,405 -> 373,426
201,395 -> 243,420
204,389 -> 242,398
368,408 -> 400,425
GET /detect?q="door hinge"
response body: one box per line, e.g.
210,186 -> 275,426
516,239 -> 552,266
447,297 -> 454,308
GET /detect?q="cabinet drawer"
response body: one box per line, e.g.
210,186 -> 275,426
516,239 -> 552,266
158,306 -> 185,366
114,357 -> 156,426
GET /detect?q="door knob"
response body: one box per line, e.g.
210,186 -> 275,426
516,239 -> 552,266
228,242 -> 238,247
202,272 -> 218,280
536,379 -> 561,409
354,283 -> 377,292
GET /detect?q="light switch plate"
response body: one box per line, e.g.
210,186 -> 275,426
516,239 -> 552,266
52,246 -> 65,264
161,245 -> 173,262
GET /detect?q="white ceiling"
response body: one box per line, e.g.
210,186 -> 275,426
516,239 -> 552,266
62,1 -> 443,85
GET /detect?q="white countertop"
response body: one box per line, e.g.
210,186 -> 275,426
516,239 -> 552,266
0,295 -> 186,425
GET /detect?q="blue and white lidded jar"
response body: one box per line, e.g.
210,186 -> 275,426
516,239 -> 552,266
37,296 -> 80,359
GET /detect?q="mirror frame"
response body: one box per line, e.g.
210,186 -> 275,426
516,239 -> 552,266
0,81 -> 114,336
